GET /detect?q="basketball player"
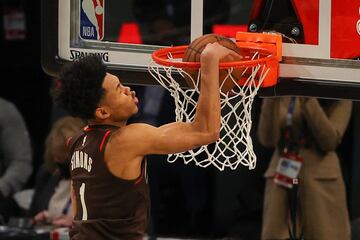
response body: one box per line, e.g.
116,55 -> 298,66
53,42 -> 240,239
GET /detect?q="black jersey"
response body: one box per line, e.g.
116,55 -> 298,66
68,125 -> 149,240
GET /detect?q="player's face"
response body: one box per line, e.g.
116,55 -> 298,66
100,73 -> 139,121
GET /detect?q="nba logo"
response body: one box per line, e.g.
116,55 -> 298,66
80,0 -> 104,40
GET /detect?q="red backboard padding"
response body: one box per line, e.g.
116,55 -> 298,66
291,0 -> 319,45
331,0 -> 360,59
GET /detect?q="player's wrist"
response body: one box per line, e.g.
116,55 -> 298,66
200,57 -> 220,80
200,51 -> 219,64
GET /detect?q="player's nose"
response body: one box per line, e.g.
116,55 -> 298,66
124,86 -> 131,95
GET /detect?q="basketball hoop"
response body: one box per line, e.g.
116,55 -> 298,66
149,32 -> 282,171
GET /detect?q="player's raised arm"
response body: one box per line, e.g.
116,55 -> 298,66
119,43 -> 241,156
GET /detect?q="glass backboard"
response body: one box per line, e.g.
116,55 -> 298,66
42,0 -> 360,100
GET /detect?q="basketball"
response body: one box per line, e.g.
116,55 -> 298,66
182,34 -> 243,93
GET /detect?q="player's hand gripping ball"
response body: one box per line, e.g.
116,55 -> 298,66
182,34 -> 244,93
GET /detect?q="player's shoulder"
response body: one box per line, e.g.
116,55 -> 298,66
123,122 -> 155,132
110,123 -> 155,142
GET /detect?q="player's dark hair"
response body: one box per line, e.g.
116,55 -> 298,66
53,55 -> 106,119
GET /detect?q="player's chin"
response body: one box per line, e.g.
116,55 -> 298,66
132,105 -> 139,114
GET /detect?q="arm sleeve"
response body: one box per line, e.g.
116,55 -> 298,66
257,98 -> 283,148
302,98 -> 352,151
0,101 -> 32,197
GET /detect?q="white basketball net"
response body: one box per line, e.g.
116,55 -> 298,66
149,53 -> 270,171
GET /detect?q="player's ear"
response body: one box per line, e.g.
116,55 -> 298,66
95,106 -> 110,120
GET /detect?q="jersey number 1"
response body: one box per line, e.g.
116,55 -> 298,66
79,183 -> 88,220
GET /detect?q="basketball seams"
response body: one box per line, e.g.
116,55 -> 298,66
182,34 -> 243,93
184,34 -> 240,63
185,35 -> 216,62
183,35 -> 207,62
186,46 -> 202,55
193,35 -> 217,61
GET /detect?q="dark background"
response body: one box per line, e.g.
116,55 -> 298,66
1,0 -> 360,239
0,0 -> 52,188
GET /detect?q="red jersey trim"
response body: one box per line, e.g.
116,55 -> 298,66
134,171 -> 144,185
134,160 -> 146,185
84,126 -> 92,131
99,130 -> 111,152
66,137 -> 73,147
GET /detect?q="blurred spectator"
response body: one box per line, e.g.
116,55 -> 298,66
0,97 -> 32,223
30,116 -> 85,227
258,97 -> 352,240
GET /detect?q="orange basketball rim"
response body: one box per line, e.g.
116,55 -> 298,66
152,31 -> 282,88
